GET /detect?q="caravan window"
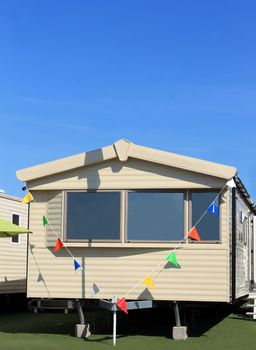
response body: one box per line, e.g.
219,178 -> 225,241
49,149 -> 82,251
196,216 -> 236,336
65,191 -> 121,241
127,191 -> 184,241
190,191 -> 220,241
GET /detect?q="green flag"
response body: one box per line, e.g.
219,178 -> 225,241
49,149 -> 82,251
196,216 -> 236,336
165,251 -> 179,267
42,216 -> 49,226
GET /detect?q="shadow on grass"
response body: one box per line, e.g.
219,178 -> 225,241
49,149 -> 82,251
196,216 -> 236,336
0,302 -> 239,340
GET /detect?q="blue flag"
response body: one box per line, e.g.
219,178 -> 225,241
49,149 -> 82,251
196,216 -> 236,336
74,259 -> 81,270
207,202 -> 219,216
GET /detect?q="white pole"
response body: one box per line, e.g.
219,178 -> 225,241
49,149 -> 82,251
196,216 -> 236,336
113,310 -> 117,346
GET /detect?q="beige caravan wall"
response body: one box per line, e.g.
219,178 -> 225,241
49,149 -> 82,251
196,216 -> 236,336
235,191 -> 251,298
27,159 -> 231,303
0,195 -> 28,294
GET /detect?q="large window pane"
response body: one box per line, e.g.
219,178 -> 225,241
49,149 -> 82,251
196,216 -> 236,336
127,192 -> 184,241
191,192 -> 219,241
66,192 -> 120,240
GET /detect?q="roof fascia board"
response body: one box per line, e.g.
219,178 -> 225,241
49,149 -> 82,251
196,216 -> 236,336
129,144 -> 236,180
16,144 -> 117,182
16,139 -> 236,183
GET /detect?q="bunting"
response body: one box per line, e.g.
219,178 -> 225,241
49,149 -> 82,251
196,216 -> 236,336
143,275 -> 155,289
207,202 -> 219,216
92,283 -> 100,295
116,297 -> 128,314
42,216 -> 49,225
188,227 -> 201,241
74,259 -> 81,270
21,192 -> 34,204
27,182 -> 226,307
165,251 -> 179,267
226,179 -> 236,188
53,238 -> 64,252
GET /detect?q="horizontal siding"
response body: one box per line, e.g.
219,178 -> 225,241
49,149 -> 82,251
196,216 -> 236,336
27,160 -> 231,302
27,159 -> 226,190
27,247 -> 229,302
235,192 -> 250,298
0,196 -> 28,294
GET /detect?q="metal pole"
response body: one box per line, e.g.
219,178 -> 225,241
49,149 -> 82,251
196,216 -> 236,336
173,301 -> 181,327
76,299 -> 85,325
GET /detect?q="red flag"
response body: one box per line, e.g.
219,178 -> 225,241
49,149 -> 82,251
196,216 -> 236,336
188,227 -> 201,241
54,238 -> 64,252
116,297 -> 128,314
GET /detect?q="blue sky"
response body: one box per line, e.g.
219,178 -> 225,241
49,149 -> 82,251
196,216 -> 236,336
0,1 -> 256,199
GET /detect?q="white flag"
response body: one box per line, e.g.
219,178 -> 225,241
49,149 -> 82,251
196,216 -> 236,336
226,179 -> 236,188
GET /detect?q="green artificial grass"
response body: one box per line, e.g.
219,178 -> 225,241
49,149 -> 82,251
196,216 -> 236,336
0,306 -> 255,350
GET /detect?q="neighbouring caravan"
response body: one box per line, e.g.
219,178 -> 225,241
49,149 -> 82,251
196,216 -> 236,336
0,192 -> 28,294
16,139 -> 255,305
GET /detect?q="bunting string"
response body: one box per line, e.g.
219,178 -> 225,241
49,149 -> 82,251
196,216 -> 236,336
22,180 -> 234,313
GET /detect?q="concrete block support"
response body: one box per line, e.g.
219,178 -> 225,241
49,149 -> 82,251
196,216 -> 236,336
75,324 -> 91,338
172,326 -> 188,340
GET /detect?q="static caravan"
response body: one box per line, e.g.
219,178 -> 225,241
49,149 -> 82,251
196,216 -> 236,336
0,192 -> 28,294
16,139 -> 255,307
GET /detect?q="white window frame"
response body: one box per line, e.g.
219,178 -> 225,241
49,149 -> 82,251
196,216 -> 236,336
10,212 -> 21,245
64,190 -> 124,243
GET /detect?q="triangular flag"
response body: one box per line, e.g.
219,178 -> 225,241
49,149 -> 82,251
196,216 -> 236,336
116,297 -> 128,314
188,227 -> 201,241
42,216 -> 49,225
92,283 -> 100,295
21,192 -> 34,204
207,202 -> 219,216
143,275 -> 155,289
226,179 -> 236,188
165,251 -> 179,267
74,259 -> 81,270
53,238 -> 64,252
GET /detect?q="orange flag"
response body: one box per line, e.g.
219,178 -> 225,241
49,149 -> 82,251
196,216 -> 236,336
116,297 -> 128,314
54,238 -> 64,252
188,227 -> 201,241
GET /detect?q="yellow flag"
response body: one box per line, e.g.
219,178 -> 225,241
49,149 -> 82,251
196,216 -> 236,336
143,275 -> 155,289
21,192 -> 34,204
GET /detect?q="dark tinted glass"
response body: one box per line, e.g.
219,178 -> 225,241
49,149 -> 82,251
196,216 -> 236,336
12,214 -> 19,243
127,192 -> 184,241
66,192 -> 120,240
191,192 -> 219,240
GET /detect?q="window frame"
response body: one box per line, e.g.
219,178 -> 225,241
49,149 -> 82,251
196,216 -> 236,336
62,189 -> 223,246
124,189 -> 186,243
63,190 -> 124,243
10,212 -> 21,245
188,189 -> 222,244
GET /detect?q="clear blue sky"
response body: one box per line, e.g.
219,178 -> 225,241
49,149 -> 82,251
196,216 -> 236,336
0,1 -> 256,199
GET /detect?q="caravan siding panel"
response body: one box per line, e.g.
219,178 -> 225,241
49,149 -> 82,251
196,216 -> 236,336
235,191 -> 251,298
27,189 -> 230,302
0,196 -> 28,293
27,159 -> 227,190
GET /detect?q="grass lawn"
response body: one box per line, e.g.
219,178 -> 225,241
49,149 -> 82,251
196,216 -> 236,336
0,304 -> 255,350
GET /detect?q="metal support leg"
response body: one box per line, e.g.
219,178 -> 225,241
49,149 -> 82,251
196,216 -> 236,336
173,301 -> 181,327
75,299 -> 90,338
172,301 -> 187,340
76,299 -> 85,324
